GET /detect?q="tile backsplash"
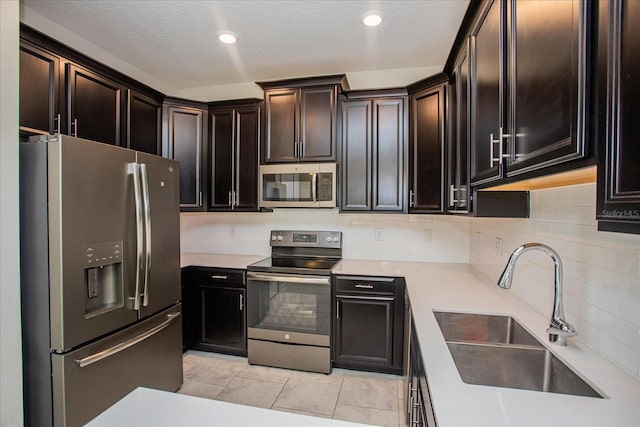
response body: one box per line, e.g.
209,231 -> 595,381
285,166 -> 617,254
181,182 -> 640,379
470,183 -> 640,379
181,209 -> 470,263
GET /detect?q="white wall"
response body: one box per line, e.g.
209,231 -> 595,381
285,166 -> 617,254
470,183 -> 640,380
0,0 -> 24,424
181,210 -> 470,263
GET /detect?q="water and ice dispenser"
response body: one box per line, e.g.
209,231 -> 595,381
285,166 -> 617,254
83,241 -> 124,317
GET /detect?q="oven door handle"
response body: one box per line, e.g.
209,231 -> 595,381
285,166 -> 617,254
247,272 -> 330,286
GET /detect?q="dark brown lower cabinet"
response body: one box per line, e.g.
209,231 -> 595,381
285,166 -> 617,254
407,317 -> 436,426
333,276 -> 405,374
183,267 -> 247,356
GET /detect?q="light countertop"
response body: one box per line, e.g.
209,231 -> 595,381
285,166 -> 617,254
182,253 -> 640,426
86,387 -> 370,426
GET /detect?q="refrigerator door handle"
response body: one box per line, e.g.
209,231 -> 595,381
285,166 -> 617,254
140,163 -> 151,307
74,312 -> 181,368
128,162 -> 144,311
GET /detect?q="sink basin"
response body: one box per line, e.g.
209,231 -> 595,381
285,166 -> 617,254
434,311 -> 542,347
446,342 -> 603,398
434,311 -> 604,398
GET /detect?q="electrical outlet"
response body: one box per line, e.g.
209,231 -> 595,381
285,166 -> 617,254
374,229 -> 384,241
229,225 -> 236,238
423,228 -> 432,243
495,237 -> 503,257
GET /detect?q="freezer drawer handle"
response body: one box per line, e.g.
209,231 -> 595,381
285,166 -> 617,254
74,312 -> 181,368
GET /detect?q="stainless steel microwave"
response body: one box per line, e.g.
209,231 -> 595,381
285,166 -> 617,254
259,163 -> 337,208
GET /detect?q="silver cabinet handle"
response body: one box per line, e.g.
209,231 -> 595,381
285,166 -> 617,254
54,113 -> 61,134
228,191 -> 232,207
233,191 -> 239,207
210,275 -> 228,280
74,312 -> 180,368
128,162 -> 143,311
239,294 -> 244,311
247,272 -> 330,285
140,163 -> 151,307
294,141 -> 299,158
410,190 -> 416,208
490,126 -> 511,167
355,283 -> 374,289
336,300 -> 340,319
300,141 -> 305,158
72,118 -> 78,137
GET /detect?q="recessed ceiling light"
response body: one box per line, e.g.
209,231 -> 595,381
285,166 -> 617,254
362,12 -> 383,27
217,32 -> 237,44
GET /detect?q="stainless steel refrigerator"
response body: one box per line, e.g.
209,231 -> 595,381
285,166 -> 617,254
20,134 -> 183,427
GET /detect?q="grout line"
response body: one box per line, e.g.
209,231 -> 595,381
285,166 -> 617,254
331,374 -> 345,419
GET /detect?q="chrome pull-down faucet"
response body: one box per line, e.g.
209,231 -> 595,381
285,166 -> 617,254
497,243 -> 577,346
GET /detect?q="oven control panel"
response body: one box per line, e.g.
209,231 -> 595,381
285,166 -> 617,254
270,230 -> 341,248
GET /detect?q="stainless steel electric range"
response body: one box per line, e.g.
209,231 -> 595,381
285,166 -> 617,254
246,230 -> 342,374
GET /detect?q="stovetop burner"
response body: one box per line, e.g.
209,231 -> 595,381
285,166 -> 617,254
248,256 -> 342,275
247,230 -> 342,275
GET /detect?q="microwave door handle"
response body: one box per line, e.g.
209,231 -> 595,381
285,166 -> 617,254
128,163 -> 143,311
312,172 -> 317,202
140,163 -> 151,307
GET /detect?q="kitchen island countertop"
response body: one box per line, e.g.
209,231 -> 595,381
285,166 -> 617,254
181,253 -> 640,426
87,387 -> 370,426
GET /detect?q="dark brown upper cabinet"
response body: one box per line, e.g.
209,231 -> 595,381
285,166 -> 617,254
209,99 -> 261,212
408,75 -> 447,214
127,90 -> 161,155
19,41 -> 62,137
66,63 -> 126,146
448,43 -> 471,213
163,99 -> 208,211
469,0 -> 589,186
20,26 -> 165,150
596,0 -> 640,234
340,90 -> 408,213
257,75 -> 349,163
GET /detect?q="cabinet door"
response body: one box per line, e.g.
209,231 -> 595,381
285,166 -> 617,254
210,109 -> 234,210
373,98 -> 406,212
128,90 -> 161,155
166,106 -> 203,208
410,86 -> 445,213
67,63 -> 125,146
470,0 -> 505,185
263,89 -> 298,163
341,100 -> 372,211
235,107 -> 260,211
596,0 -> 640,234
200,287 -> 246,354
449,45 -> 471,211
335,297 -> 394,369
508,0 -> 586,176
300,86 -> 337,161
19,42 -> 61,136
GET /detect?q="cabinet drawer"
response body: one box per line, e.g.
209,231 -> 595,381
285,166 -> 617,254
335,276 -> 396,296
194,268 -> 245,288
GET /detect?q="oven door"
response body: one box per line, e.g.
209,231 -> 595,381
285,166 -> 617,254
246,272 -> 330,347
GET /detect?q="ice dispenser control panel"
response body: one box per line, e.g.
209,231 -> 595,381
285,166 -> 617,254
83,241 -> 124,316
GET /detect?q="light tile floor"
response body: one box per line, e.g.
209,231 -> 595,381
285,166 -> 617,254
179,350 -> 406,427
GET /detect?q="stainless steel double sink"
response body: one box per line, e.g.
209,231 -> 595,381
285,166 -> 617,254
434,311 -> 604,398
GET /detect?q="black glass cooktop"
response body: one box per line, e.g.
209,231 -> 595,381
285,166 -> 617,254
247,256 -> 342,275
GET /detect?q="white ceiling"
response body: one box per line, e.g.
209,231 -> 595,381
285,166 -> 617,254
21,0 -> 469,97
